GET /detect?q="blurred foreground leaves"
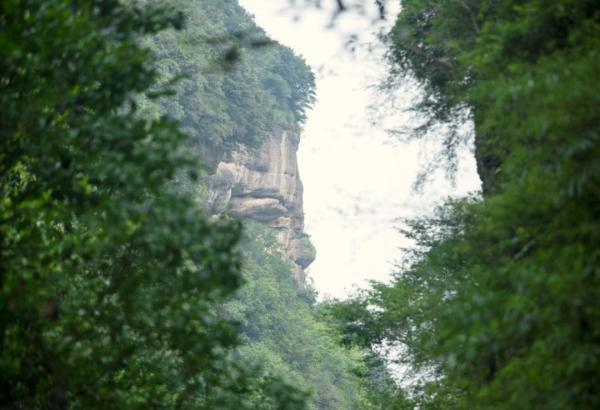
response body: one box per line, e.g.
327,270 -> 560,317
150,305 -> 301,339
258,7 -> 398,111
0,1 -> 307,408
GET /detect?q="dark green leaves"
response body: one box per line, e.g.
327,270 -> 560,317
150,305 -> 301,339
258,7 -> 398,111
0,1 -> 307,408
326,1 -> 600,408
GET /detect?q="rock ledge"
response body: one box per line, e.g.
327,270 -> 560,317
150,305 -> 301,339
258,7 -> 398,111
208,128 -> 315,284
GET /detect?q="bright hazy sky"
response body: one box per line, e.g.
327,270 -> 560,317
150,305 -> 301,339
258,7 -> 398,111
239,0 -> 481,299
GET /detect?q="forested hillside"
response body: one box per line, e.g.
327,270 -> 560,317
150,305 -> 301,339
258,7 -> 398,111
3,0 -> 598,408
137,0 -> 315,158
227,223 -> 369,409
324,1 -> 600,408
0,0 -> 364,408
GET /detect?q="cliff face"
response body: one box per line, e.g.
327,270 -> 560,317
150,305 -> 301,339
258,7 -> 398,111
208,127 -> 315,284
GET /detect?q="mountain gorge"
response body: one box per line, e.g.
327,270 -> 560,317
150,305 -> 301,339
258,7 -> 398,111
3,0 -> 596,408
139,0 -> 368,407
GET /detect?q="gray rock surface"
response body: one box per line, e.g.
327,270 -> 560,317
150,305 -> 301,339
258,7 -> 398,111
208,128 -> 315,284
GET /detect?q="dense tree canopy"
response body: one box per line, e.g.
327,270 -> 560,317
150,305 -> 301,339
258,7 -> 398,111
0,0 -> 372,408
5,0 -> 597,408
0,0 -> 311,408
226,222 -> 370,409
138,0 -> 316,156
324,0 -> 600,408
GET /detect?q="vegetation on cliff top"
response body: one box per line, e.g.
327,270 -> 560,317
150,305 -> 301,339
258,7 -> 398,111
138,0 -> 315,153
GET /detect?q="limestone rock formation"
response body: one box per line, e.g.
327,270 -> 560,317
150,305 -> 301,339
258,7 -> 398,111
208,127 -> 315,284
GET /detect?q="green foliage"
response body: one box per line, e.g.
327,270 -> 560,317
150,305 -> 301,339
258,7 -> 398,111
297,234 -> 317,268
390,0 -> 599,190
225,223 -> 370,409
137,0 -> 315,154
0,1 -> 306,408
317,300 -> 412,410
326,193 -> 599,408
323,1 -> 600,408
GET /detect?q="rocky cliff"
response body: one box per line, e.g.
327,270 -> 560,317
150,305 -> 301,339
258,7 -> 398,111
208,127 -> 315,284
